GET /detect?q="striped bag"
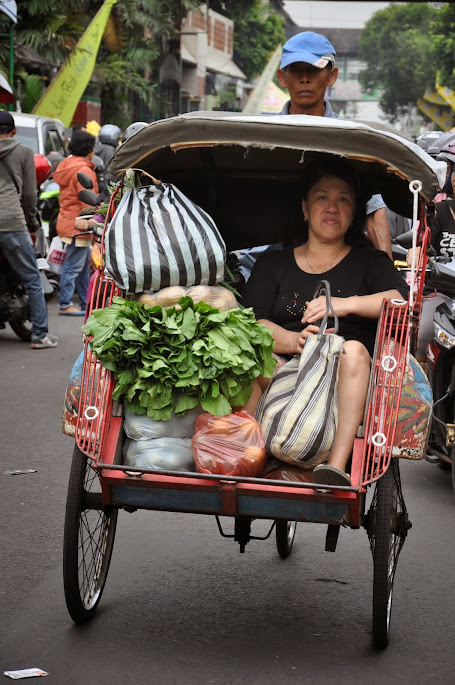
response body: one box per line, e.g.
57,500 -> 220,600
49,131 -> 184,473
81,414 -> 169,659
256,280 -> 344,467
105,179 -> 226,293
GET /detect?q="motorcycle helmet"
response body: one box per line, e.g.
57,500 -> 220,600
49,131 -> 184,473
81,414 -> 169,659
415,130 -> 444,154
45,151 -> 65,175
436,141 -> 455,165
98,123 -> 122,147
122,121 -> 148,144
426,131 -> 455,158
34,154 -> 53,186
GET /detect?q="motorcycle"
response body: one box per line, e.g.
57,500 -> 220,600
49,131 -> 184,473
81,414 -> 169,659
425,258 -> 455,489
0,235 -> 51,341
394,228 -> 455,490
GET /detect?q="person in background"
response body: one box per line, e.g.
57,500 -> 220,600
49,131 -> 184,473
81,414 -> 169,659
0,111 -> 57,349
95,124 -> 122,188
54,130 -> 98,316
236,31 -> 393,280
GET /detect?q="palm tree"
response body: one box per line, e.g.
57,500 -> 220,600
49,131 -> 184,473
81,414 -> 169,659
3,0 -> 201,120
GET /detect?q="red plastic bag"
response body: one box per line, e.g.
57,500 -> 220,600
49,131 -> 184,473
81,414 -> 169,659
192,410 -> 267,477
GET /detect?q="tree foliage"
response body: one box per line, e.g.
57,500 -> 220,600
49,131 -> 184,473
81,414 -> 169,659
1,0 -> 200,121
430,3 -> 455,92
210,1 -> 285,81
358,3 -> 438,121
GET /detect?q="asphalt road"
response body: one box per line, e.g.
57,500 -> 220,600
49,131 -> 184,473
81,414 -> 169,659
1,300 -> 455,684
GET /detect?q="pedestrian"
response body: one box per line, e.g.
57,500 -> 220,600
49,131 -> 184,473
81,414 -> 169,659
54,129 -> 98,316
236,31 -> 392,280
0,110 -> 57,349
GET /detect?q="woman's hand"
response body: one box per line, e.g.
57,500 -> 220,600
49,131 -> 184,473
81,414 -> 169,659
301,295 -> 351,325
293,324 -> 334,353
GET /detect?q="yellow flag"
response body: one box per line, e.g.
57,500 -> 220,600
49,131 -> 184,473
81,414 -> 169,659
33,0 -> 117,126
417,99 -> 454,131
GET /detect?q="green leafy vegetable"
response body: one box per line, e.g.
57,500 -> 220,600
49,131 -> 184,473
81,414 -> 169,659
82,297 -> 276,419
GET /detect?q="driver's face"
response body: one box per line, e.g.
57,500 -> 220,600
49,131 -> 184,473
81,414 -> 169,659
277,62 -> 338,115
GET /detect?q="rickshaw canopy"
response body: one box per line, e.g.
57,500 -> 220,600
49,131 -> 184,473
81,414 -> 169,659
109,112 -> 446,251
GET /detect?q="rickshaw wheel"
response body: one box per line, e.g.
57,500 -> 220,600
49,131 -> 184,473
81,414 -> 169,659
63,445 -> 118,623
275,520 -> 297,558
367,460 -> 409,649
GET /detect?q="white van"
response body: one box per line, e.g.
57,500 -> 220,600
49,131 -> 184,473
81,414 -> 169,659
12,112 -> 68,157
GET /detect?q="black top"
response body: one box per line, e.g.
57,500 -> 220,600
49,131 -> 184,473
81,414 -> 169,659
430,200 -> 455,258
242,245 -> 409,356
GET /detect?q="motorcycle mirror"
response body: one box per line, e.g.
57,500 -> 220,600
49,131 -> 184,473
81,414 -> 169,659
77,172 -> 94,190
392,230 -> 414,248
78,189 -> 100,206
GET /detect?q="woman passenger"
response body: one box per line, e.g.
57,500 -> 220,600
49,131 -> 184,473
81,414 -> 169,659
242,157 -> 409,486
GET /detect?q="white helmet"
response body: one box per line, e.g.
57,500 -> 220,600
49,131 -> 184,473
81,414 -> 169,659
122,121 -> 148,144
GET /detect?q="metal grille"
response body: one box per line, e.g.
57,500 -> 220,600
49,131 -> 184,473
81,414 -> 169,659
75,270 -> 121,460
361,299 -> 410,486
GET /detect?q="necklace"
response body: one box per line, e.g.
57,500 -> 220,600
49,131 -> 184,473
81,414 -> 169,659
304,244 -> 345,274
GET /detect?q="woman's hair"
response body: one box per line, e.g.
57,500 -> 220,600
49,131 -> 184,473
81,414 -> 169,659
300,157 -> 371,246
68,130 -> 95,157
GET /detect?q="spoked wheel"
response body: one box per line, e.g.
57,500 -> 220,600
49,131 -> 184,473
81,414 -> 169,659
366,460 -> 410,649
275,520 -> 297,558
63,445 -> 118,623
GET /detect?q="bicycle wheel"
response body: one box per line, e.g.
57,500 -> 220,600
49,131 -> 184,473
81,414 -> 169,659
275,520 -> 297,558
367,460 -> 410,649
63,445 -> 118,623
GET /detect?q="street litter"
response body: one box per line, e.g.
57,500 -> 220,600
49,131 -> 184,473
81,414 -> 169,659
4,470 -> 37,475
3,669 -> 48,679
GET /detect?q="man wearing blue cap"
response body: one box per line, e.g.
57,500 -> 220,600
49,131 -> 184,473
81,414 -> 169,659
236,32 -> 392,280
277,32 -> 391,254
277,31 -> 339,117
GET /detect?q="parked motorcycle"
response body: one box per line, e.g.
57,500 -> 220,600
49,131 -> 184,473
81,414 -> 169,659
0,238 -> 50,341
425,259 -> 455,489
392,230 -> 455,489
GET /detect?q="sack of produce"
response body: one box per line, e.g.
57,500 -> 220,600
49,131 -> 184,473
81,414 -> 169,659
138,284 -> 237,311
124,437 -> 195,471
83,297 -> 275,420
124,401 -> 203,440
192,411 -> 267,477
105,181 -> 226,293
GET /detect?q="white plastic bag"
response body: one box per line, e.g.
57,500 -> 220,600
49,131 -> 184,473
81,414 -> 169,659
47,236 -> 67,275
124,437 -> 195,471
124,402 -> 203,440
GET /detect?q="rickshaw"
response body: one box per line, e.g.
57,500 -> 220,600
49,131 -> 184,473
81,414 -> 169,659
62,113 -> 445,649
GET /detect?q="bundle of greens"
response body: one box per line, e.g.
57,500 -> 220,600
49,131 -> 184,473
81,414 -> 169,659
82,297 -> 276,420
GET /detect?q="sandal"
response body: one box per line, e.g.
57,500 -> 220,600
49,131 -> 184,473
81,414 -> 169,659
313,464 -> 351,487
59,306 -> 85,316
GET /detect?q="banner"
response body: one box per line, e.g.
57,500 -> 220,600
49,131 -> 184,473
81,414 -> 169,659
0,0 -> 17,24
32,0 -> 117,126
243,45 -> 283,115
417,99 -> 454,132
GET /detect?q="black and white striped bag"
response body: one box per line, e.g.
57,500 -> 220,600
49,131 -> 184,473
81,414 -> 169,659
256,281 -> 344,467
105,179 -> 226,293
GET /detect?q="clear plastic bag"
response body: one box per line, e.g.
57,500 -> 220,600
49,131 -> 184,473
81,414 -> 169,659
124,402 -> 203,440
192,410 -> 266,477
124,437 -> 195,471
138,284 -> 237,311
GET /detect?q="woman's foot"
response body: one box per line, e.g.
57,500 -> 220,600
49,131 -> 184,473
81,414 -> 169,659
313,464 -> 351,487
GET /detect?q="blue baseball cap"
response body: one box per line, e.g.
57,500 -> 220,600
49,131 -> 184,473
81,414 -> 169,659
280,32 -> 336,70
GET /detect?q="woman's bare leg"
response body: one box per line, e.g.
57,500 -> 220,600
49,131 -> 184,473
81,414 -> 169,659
326,340 -> 371,473
241,376 -> 272,416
